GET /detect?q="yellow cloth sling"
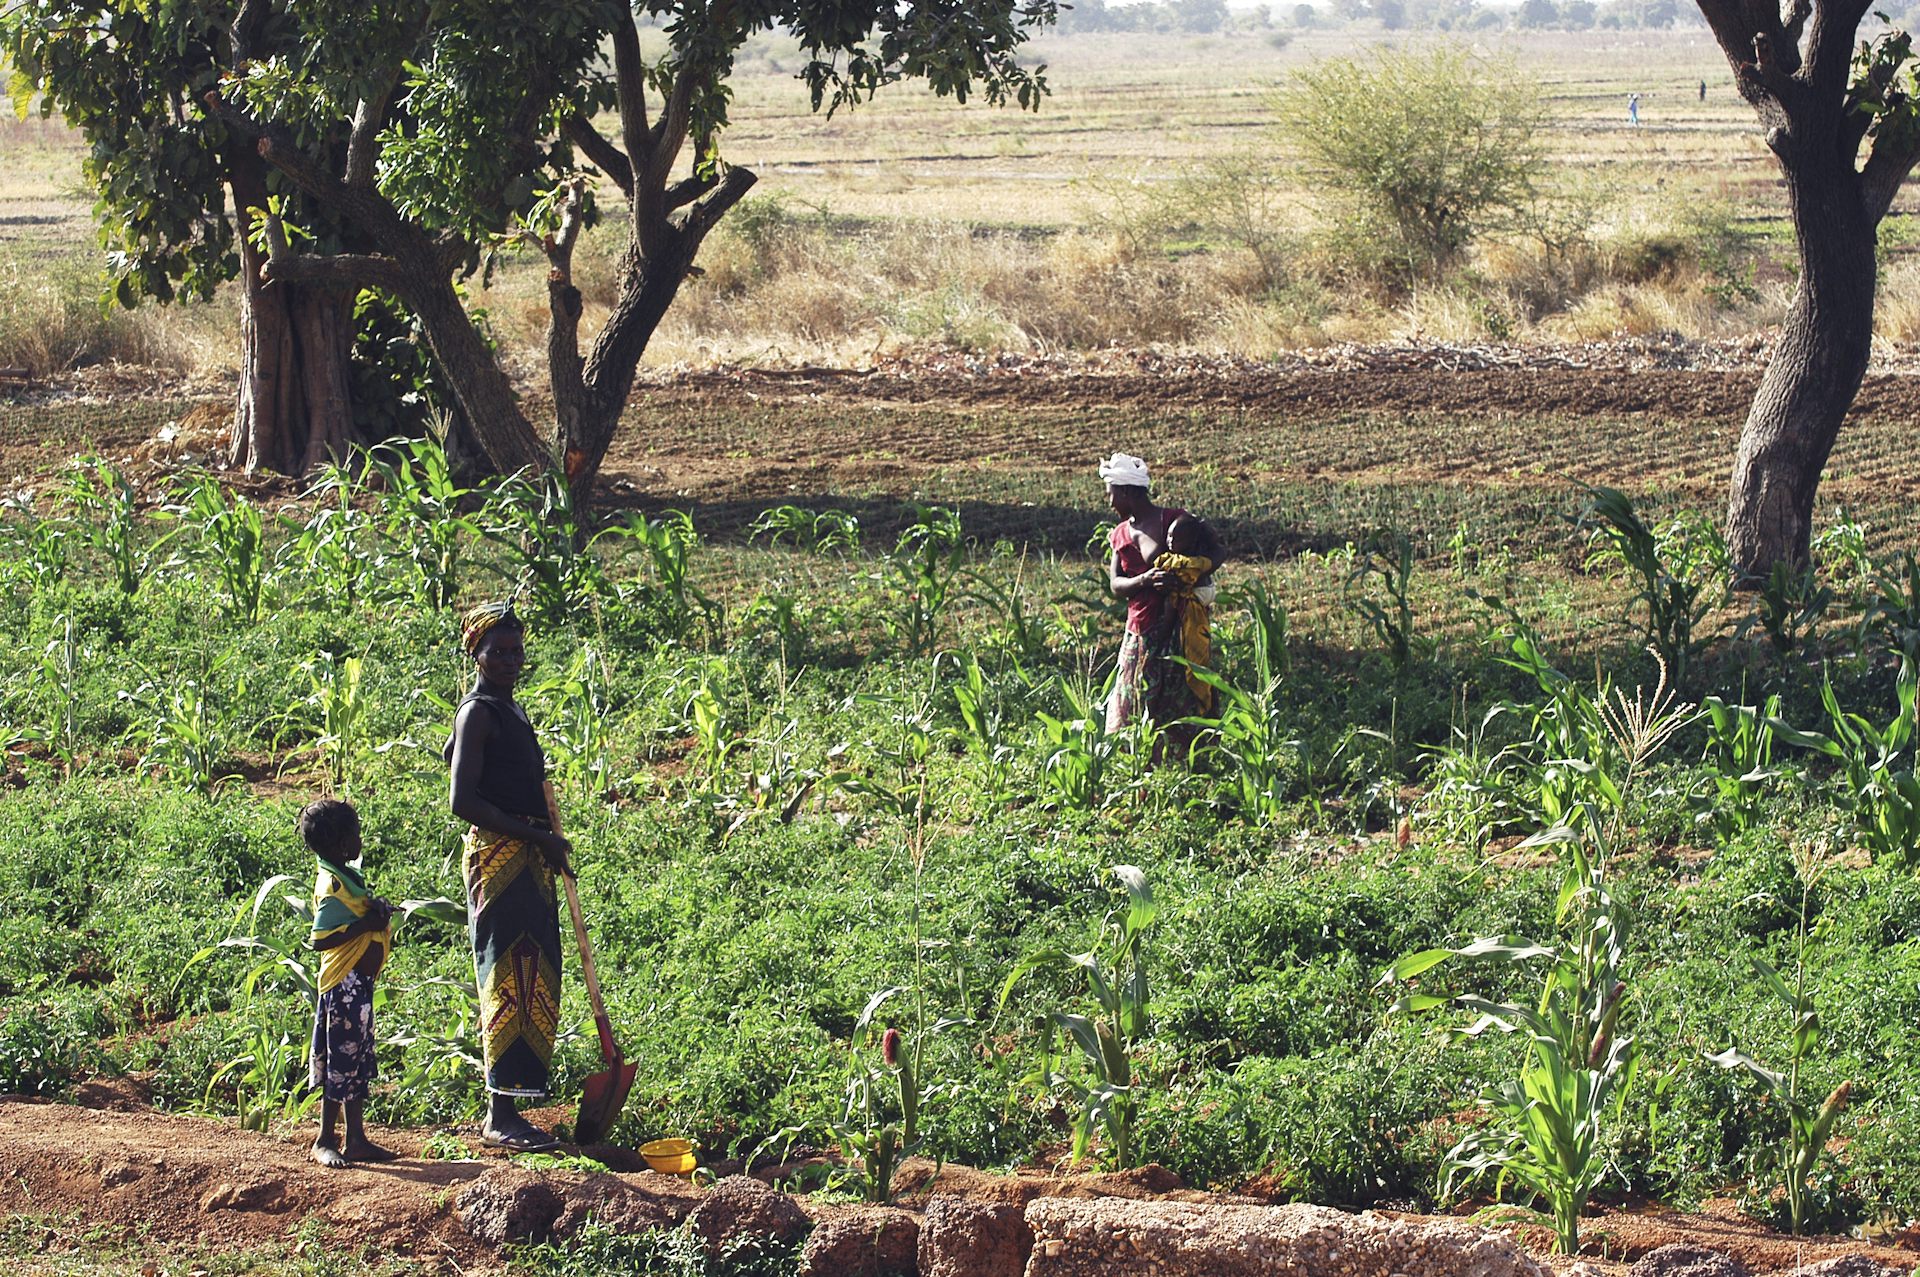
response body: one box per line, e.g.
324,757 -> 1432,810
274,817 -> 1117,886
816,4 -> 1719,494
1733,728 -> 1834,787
1155,553 -> 1215,711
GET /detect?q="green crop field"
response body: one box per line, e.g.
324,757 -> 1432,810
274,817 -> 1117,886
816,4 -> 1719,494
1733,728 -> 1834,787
1,413 -> 1919,1272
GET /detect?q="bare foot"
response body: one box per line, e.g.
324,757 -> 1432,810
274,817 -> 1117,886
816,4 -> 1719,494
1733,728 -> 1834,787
344,1137 -> 398,1163
311,1141 -> 349,1169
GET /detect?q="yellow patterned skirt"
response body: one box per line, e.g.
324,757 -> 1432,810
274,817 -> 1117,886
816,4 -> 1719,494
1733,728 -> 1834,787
463,828 -> 562,1097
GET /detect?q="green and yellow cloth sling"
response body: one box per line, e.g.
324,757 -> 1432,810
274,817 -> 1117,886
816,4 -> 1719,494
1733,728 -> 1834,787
310,858 -> 389,994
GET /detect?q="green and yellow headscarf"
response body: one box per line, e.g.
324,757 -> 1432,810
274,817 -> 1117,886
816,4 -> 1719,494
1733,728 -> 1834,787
461,601 -> 520,656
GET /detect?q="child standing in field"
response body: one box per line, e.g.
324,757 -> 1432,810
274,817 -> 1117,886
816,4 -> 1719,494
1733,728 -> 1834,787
302,798 -> 398,1167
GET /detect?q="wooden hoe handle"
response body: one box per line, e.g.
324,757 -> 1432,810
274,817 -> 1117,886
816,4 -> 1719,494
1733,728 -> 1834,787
545,781 -> 621,1063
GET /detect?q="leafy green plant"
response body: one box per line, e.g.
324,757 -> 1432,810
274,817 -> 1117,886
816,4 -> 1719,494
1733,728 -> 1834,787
480,469 -> 641,623
1741,560 -> 1834,656
1707,842 -> 1851,1235
366,433 -> 476,610
301,652 -> 371,793
18,612 -> 80,770
1344,530 -> 1425,671
1580,487 -> 1722,689
883,504 -> 966,656
621,509 -> 714,642
963,552 -> 1054,661
121,656 -> 247,794
952,651 -> 1016,795
1697,692 -> 1784,844
1418,701 -> 1525,853
1498,629 -> 1621,831
1382,658 -> 1692,1255
61,457 -> 148,596
737,718 -> 849,827
1384,833 -> 1636,1255
1772,661 -> 1920,869
184,875 -> 322,1130
525,643 -> 618,798
829,995 -> 922,1203
1864,550 -> 1920,663
1034,678 -> 1120,811
172,474 -> 267,623
281,456 -> 377,608
0,493 -> 70,589
747,504 -> 861,553
1001,866 -> 1159,1169
513,1221 -> 803,1277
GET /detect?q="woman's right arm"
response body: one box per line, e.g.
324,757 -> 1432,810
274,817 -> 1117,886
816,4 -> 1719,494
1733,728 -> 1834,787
1110,550 -> 1168,598
449,702 -> 573,871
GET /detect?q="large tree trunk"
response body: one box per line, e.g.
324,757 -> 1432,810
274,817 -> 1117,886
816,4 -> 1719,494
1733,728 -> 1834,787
227,169 -> 356,475
1724,157 -> 1878,582
399,259 -> 555,478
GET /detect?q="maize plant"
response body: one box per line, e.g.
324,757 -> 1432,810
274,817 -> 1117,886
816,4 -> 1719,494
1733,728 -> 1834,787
1706,958 -> 1852,1235
1001,866 -> 1158,1170
173,475 -> 267,623
366,434 -> 476,610
1697,693 -> 1784,845
1771,659 -> 1920,869
1382,655 -> 1691,1255
1382,830 -> 1637,1256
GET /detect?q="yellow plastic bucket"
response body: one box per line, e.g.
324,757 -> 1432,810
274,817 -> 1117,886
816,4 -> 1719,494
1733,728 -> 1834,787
640,1138 -> 697,1175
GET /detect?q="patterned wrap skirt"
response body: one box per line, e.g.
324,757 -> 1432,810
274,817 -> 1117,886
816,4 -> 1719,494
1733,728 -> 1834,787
309,967 -> 377,1103
1106,599 -> 1213,737
463,827 -> 563,1097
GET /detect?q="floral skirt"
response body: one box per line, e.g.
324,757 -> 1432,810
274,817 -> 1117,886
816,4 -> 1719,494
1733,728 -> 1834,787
1106,619 -> 1211,737
310,968 -> 377,1103
464,828 -> 563,1098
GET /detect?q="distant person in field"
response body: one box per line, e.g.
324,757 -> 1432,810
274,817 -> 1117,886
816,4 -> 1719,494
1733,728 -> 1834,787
1699,79 -> 1706,102
1628,92 -> 1640,126
1101,453 -> 1223,751
445,601 -> 571,1152
303,797 -> 397,1168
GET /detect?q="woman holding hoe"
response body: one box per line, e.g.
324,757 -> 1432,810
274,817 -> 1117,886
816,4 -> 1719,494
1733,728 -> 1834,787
1101,452 -> 1223,752
445,601 -> 571,1151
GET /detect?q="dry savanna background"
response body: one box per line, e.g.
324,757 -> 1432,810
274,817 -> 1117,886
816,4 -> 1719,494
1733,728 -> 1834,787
2,27 -> 1902,378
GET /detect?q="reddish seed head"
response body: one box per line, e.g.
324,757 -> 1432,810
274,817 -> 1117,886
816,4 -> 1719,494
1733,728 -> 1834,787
882,1028 -> 902,1067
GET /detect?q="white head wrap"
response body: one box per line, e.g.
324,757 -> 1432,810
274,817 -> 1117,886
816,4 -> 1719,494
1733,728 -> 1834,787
1099,452 -> 1150,489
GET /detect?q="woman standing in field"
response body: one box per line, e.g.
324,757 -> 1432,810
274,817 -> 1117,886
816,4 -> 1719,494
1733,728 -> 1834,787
445,602 -> 572,1151
1101,453 -> 1222,749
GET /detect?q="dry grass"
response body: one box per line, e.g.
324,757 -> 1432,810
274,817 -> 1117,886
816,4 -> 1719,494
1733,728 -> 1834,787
3,29 -> 1906,375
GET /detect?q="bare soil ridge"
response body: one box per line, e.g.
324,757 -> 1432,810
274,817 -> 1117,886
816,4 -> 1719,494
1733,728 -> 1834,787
3,1095 -> 1914,1276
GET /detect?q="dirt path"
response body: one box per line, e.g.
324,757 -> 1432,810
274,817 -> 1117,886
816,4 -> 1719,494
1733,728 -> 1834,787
0,1092 -> 492,1270
2,1091 -> 1914,1276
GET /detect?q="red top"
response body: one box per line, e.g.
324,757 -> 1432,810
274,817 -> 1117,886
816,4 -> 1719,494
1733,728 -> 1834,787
1110,508 -> 1189,636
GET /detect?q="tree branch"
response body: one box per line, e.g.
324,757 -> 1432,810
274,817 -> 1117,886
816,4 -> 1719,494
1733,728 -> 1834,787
1695,0 -> 1795,116
663,173 -> 714,213
1804,0 -> 1873,95
229,0 -> 272,63
259,249 -> 404,292
1780,0 -> 1811,49
563,114 -> 634,196
646,63 -> 698,196
610,11 -> 649,176
345,40 -> 422,188
1861,121 -> 1920,222
674,162 -> 757,240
